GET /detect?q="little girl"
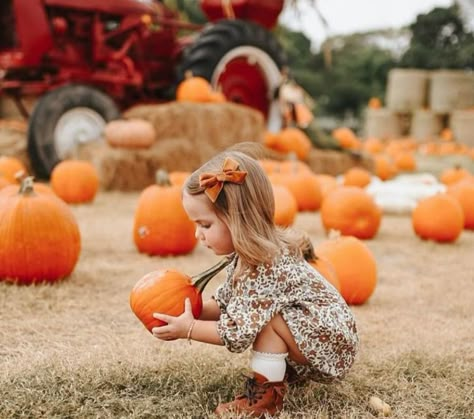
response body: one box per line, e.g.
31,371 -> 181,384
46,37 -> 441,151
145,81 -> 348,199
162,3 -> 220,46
152,148 -> 359,417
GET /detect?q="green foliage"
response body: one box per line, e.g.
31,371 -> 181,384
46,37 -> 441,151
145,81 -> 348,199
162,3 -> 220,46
287,34 -> 397,118
399,5 -> 474,69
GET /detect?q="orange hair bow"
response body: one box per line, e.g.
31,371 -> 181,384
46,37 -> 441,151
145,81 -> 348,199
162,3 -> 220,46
199,157 -> 247,203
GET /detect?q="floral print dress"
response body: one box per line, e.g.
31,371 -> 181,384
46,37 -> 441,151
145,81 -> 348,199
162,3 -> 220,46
213,249 -> 359,383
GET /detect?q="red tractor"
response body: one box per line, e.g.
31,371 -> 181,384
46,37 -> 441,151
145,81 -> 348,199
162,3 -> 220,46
0,0 -> 288,178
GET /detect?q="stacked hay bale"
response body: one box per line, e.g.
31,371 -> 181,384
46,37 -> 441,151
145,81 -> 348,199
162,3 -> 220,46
363,68 -> 474,145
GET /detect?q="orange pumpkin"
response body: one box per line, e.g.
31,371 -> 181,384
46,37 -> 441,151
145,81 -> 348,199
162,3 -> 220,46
320,186 -> 382,239
272,184 -> 298,227
176,71 -> 213,103
0,177 -> 81,284
0,174 -> 13,190
269,171 -> 322,212
363,137 -> 384,154
314,174 -> 339,199
133,170 -> 197,256
264,127 -> 312,160
301,238 -> 340,292
439,166 -> 471,185
169,170 -> 191,186
446,181 -> 474,230
368,97 -> 382,109
394,151 -> 416,172
51,160 -> 99,204
0,156 -> 27,183
104,119 -> 156,149
314,235 -> 377,305
412,193 -> 464,242
343,167 -> 372,188
332,127 -> 360,149
374,155 -> 398,181
130,258 -> 230,332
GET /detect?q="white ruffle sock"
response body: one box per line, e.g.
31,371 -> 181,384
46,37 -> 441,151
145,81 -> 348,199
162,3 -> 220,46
251,350 -> 288,382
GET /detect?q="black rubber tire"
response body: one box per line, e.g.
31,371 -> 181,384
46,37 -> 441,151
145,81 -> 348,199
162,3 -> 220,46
27,84 -> 120,179
176,19 -> 287,102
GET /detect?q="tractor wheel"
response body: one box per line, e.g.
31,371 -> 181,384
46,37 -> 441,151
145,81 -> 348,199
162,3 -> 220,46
27,84 -> 120,179
177,19 -> 287,132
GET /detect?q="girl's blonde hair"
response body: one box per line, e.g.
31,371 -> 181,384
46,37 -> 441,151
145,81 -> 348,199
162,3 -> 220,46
184,144 -> 307,270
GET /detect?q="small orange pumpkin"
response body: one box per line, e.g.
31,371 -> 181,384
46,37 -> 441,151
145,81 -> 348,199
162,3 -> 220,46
439,166 -> 471,185
51,160 -> 99,204
343,167 -> 372,188
394,152 -> 416,172
269,171 -> 322,212
264,127 -> 312,160
320,186 -> 382,239
176,71 -> 213,103
314,234 -> 377,305
272,184 -> 298,227
0,177 -> 81,284
412,193 -> 464,242
133,170 -> 197,256
130,258 -> 230,332
0,156 -> 27,183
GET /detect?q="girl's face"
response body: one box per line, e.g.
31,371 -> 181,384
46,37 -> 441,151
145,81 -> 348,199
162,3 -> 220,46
182,191 -> 234,256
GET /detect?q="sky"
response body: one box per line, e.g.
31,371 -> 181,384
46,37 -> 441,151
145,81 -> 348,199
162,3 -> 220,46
280,0 -> 458,49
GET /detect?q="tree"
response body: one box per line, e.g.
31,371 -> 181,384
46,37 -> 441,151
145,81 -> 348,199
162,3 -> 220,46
400,5 -> 474,69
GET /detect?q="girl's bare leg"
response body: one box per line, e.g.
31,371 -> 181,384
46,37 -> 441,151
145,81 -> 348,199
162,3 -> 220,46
253,314 -> 308,365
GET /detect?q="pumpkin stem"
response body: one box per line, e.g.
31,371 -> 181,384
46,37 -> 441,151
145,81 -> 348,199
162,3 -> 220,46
192,257 -> 232,293
155,169 -> 171,186
19,176 -> 35,195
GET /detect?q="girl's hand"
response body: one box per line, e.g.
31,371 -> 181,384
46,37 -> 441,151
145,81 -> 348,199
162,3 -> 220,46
152,298 -> 195,341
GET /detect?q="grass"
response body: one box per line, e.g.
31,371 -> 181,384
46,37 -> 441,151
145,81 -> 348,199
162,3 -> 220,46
1,191 -> 473,418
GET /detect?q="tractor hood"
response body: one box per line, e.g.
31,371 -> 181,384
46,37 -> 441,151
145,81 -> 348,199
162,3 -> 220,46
43,0 -> 165,16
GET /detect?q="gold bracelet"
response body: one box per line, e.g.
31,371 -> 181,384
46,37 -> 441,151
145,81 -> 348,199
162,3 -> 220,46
186,319 -> 196,345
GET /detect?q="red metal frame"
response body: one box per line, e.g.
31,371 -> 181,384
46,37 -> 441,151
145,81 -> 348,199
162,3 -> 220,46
0,0 -> 284,115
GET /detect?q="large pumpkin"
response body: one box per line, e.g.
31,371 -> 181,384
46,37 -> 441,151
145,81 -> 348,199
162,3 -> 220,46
130,258 -> 230,332
314,235 -> 377,305
447,179 -> 474,230
0,177 -> 81,284
320,186 -> 382,239
133,170 -> 197,256
301,240 -> 340,292
51,160 -> 100,204
412,193 -> 464,242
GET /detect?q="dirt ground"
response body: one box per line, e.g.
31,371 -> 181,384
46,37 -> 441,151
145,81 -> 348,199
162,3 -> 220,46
0,190 -> 473,417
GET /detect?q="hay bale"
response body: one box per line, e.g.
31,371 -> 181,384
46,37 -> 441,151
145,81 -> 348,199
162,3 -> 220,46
385,69 -> 430,112
410,109 -> 443,142
0,119 -> 31,172
76,102 -> 266,190
123,102 -> 265,149
306,149 -> 374,176
429,70 -> 474,113
449,110 -> 474,147
363,108 -> 403,140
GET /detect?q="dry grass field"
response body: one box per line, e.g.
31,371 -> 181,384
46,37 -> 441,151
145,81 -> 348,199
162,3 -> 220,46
1,190 -> 473,418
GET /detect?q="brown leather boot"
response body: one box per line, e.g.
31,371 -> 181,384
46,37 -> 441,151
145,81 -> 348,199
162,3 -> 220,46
215,372 -> 287,417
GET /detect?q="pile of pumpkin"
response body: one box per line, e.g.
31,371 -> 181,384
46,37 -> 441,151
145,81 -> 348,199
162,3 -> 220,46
2,135 -> 474,336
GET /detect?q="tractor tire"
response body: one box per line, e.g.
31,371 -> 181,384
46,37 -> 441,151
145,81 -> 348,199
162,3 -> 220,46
27,84 -> 120,179
177,19 -> 287,131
